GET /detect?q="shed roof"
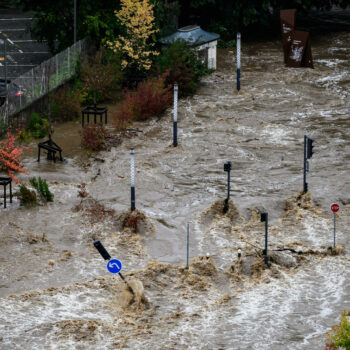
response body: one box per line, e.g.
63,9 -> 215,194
160,25 -> 220,46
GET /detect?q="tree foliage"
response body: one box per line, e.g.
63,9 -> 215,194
107,0 -> 159,72
0,129 -> 28,183
11,0 -> 122,53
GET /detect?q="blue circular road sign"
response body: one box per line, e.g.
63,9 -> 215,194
107,259 -> 122,274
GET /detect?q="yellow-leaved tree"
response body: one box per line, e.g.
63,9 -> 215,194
108,0 -> 159,72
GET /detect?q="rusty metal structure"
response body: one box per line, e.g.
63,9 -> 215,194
280,10 -> 314,68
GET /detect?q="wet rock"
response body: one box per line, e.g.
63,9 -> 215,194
269,251 -> 298,269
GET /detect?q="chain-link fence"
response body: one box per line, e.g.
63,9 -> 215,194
0,39 -> 87,134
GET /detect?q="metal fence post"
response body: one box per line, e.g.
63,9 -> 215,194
68,47 -> 70,77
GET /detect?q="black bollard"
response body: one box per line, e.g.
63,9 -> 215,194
261,212 -> 269,267
223,161 -> 232,213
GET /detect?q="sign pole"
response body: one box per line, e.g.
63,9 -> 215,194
333,212 -> 336,248
330,203 -> 339,248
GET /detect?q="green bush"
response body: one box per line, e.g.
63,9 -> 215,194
153,40 -> 209,96
18,185 -> 37,206
19,113 -> 49,141
29,177 -> 54,202
326,311 -> 350,349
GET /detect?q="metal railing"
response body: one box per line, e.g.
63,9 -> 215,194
0,39 -> 87,132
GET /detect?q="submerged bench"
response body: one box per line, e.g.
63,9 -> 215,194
38,137 -> 63,162
0,176 -> 12,208
82,106 -> 108,127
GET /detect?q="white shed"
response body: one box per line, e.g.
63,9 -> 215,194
160,25 -> 220,69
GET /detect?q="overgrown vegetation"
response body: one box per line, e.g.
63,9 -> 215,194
80,48 -> 123,105
115,76 -> 171,128
18,112 -> 49,141
154,39 -> 209,96
29,177 -> 54,202
325,311 -> 350,350
80,124 -> 110,151
17,184 -> 37,206
50,87 -> 82,121
73,183 -> 115,224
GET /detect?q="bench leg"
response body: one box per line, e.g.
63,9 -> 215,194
105,111 -> 107,124
53,151 -> 56,163
4,184 -> 6,209
59,151 -> 63,161
10,181 -> 12,203
38,146 -> 41,162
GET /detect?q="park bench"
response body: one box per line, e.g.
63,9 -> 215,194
0,176 -> 12,208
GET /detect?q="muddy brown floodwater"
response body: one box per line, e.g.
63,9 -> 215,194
1,11 -> 350,350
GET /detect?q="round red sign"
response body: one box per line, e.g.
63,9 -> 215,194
331,203 -> 339,213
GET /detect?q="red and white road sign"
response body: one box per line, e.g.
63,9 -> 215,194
331,203 -> 339,213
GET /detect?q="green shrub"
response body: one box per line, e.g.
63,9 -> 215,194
326,311 -> 350,349
19,113 -> 49,140
153,40 -> 209,96
18,185 -> 37,206
29,177 -> 54,202
50,87 -> 82,121
80,48 -> 123,105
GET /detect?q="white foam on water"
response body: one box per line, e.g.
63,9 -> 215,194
224,257 -> 349,349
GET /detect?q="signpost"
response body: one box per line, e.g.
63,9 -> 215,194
93,238 -> 134,295
107,259 -> 122,274
331,203 -> 339,248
